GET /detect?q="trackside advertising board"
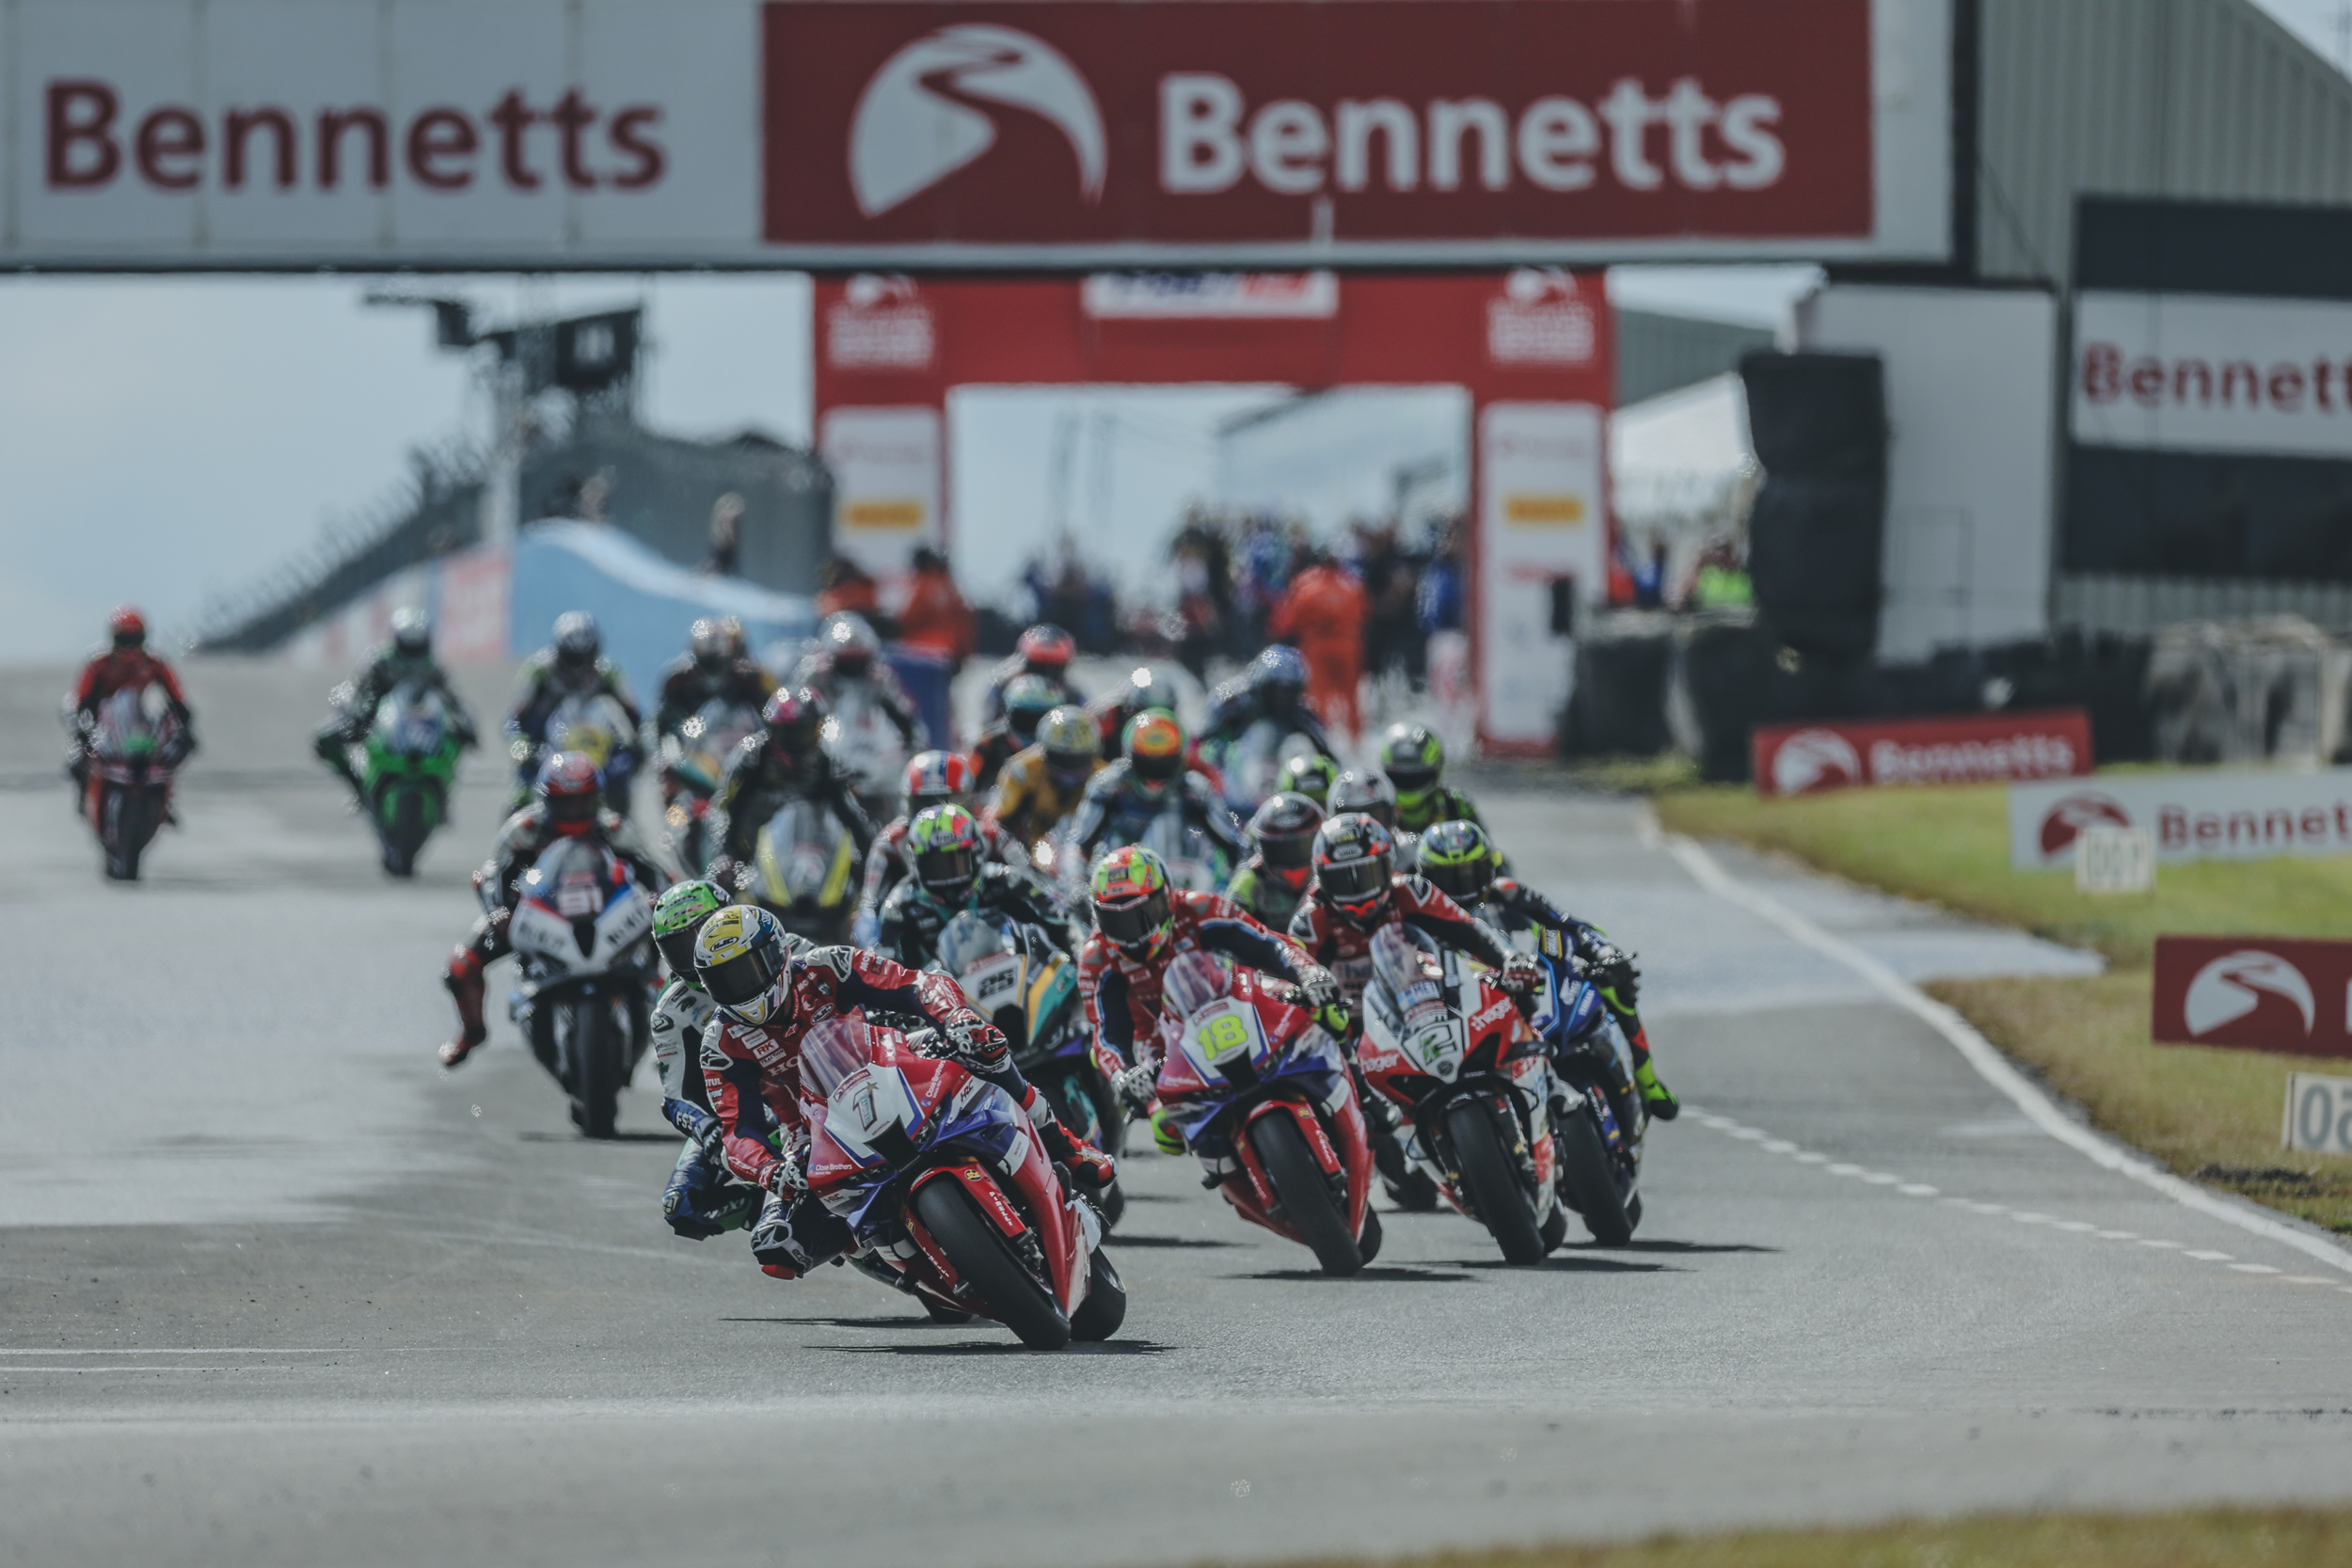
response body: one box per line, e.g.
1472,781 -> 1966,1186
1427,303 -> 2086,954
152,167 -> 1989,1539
0,0 -> 1953,269
2009,768 -> 2352,871
2153,936 -> 2352,1060
1751,710 -> 2091,798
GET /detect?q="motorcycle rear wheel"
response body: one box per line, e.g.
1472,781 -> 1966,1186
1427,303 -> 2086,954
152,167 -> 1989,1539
1444,1099 -> 1546,1264
1555,1102 -> 1636,1246
910,1180 -> 1071,1351
1249,1113 -> 1362,1276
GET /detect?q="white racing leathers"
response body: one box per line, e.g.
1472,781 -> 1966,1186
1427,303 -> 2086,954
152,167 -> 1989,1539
651,980 -> 762,1240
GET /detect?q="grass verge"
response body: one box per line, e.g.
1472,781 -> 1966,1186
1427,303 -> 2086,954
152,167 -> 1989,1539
1270,1507 -> 2352,1568
1649,779 -> 2352,1235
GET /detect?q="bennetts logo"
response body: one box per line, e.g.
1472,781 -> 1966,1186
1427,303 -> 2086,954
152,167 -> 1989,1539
849,24 -> 1106,216
1770,729 -> 1860,796
2037,793 -> 2132,859
2184,949 -> 2315,1038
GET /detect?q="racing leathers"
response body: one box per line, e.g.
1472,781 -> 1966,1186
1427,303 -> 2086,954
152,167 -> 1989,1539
699,947 -> 1111,1275
504,650 -> 643,800
654,652 -> 776,740
970,720 -> 1025,792
1224,853 -> 1311,933
1393,783 -> 1489,840
1199,673 -> 1339,760
438,803 -> 671,1066
877,862 -> 1074,973
649,976 -> 764,1241
1063,761 -> 1246,878
706,736 -> 878,885
1078,891 -> 1317,1075
979,653 -> 1085,725
986,743 -> 1102,849
788,650 -> 926,750
312,645 -> 478,797
851,813 -> 1028,947
1474,876 -> 1675,1117
67,647 -> 196,803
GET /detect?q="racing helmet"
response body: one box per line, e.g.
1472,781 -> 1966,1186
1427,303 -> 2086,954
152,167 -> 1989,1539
902,749 -> 977,816
693,904 -> 798,1027
1250,644 -> 1310,715
1417,819 -> 1496,905
1328,768 -> 1398,832
1001,675 -> 1059,744
1379,722 -> 1445,809
1312,813 -> 1395,929
1040,705 -> 1099,788
1124,708 -> 1187,794
1248,791 -> 1326,891
389,607 -> 433,658
536,751 -> 603,836
1091,845 -> 1174,960
761,686 -> 829,762
1016,623 -> 1076,674
820,612 -> 881,676
107,605 -> 147,649
1275,752 -> 1340,807
552,611 -> 600,671
908,803 -> 984,905
688,617 -> 727,671
654,879 -> 729,982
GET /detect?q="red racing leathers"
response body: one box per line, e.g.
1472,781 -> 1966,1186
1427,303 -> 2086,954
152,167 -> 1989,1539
851,811 -> 1027,942
73,647 -> 190,720
1079,891 -> 1314,1069
1286,871 -> 1516,1008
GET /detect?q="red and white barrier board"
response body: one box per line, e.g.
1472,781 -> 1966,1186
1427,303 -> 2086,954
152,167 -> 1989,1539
1752,708 -> 2092,798
2153,935 -> 2352,1059
2009,767 -> 2352,870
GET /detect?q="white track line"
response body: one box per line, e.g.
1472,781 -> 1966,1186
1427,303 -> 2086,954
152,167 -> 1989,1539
1654,825 -> 2352,1278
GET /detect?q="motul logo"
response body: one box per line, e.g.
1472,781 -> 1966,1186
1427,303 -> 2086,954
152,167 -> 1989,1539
1159,76 -> 1784,198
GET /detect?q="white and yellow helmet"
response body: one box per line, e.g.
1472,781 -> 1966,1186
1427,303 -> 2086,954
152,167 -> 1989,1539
693,905 -> 796,1026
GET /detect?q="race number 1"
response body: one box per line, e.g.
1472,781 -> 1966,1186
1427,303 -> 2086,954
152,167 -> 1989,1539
2283,1072 -> 2352,1154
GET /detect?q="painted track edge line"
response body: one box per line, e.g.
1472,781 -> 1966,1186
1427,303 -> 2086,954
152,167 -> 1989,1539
1654,825 -> 2352,1277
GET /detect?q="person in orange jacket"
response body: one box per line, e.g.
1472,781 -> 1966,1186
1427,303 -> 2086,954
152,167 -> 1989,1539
1268,553 -> 1369,743
895,546 -> 976,668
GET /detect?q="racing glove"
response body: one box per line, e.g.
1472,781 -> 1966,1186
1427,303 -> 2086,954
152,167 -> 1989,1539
940,1012 -> 1010,1073
1498,951 -> 1543,994
1294,964 -> 1343,1013
1578,943 -> 1640,1008
762,1152 -> 807,1197
1113,1061 -> 1159,1115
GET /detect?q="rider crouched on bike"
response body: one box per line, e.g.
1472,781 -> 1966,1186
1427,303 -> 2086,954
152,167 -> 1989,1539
1416,820 -> 1677,1120
981,622 -> 1086,725
505,611 -> 643,805
852,751 -> 1025,946
971,674 -> 1059,792
311,608 -> 478,804
67,606 -> 197,806
877,805 -> 1074,970
692,905 -> 1115,1276
655,616 -> 776,738
437,752 -> 671,1068
987,705 -> 1104,856
1224,791 -> 1325,932
649,880 -> 781,1242
790,611 -> 925,751
1078,847 -> 1343,1152
706,687 -> 878,895
1064,709 -> 1246,874
1200,645 -> 1340,761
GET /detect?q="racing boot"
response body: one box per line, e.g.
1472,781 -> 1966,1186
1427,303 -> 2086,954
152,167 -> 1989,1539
1031,1097 -> 1117,1192
1634,1059 -> 1680,1121
751,1186 -> 853,1277
662,1144 -> 758,1241
438,948 -> 488,1068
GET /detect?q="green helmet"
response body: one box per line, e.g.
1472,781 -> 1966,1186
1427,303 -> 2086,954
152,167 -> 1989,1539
1379,722 -> 1444,808
654,879 -> 729,984
1002,674 -> 1060,741
1275,752 -> 1341,807
908,803 -> 985,904
1416,819 -> 1494,905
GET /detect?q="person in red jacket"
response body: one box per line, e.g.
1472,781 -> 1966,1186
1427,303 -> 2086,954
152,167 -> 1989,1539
1268,553 -> 1370,743
67,606 -> 196,807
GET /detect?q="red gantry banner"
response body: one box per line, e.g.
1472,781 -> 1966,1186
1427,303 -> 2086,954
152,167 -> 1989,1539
762,0 -> 1930,269
2153,936 -> 2352,1059
1752,709 -> 2095,798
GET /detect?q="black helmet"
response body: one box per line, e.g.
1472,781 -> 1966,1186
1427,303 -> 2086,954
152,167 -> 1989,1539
1248,790 -> 1325,877
1328,768 -> 1397,832
552,611 -> 600,671
1311,813 -> 1395,930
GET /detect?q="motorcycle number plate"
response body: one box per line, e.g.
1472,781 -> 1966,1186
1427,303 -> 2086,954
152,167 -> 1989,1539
1411,1019 -> 1466,1077
556,883 -> 598,918
962,956 -> 1022,1009
1183,1001 -> 1268,1078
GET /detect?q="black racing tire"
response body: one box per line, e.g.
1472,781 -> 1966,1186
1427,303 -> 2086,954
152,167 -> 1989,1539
910,1180 -> 1071,1351
385,785 -> 425,878
1555,1103 -> 1635,1246
1540,1204 -> 1570,1255
1068,1247 -> 1126,1342
1249,1113 -> 1362,1276
919,1296 -> 976,1324
1358,1204 -> 1384,1265
108,788 -> 155,881
1445,1098 -> 1546,1265
576,997 -> 622,1140
528,1002 -> 561,1075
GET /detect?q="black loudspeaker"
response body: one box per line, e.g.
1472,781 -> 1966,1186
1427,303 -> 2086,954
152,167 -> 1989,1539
1740,352 -> 1889,663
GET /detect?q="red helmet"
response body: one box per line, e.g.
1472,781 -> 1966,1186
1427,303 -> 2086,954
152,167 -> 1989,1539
1017,624 -> 1075,673
108,605 -> 148,645
762,686 -> 828,757
536,752 -> 603,836
1312,813 -> 1396,929
901,749 -> 977,815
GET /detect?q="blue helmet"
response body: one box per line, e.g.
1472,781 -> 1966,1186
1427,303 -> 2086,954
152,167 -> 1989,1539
1251,644 -> 1310,691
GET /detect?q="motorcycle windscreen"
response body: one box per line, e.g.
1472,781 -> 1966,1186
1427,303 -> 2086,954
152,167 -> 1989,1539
801,1016 -> 883,1100
532,838 -> 611,917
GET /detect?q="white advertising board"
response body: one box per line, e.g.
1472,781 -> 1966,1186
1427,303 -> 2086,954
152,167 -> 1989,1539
2284,1072 -> 2352,1155
2073,291 -> 2352,461
1476,401 -> 1604,752
2009,768 -> 2352,871
819,405 -> 942,578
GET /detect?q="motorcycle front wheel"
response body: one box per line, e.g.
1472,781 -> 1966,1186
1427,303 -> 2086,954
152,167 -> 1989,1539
574,995 -> 625,1139
910,1180 -> 1071,1351
1249,1112 -> 1362,1276
105,785 -> 155,881
1444,1098 -> 1547,1264
384,784 -> 426,877
1554,1102 -> 1636,1246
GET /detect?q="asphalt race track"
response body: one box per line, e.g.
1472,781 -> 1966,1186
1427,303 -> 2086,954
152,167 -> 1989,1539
4,661 -> 2350,1568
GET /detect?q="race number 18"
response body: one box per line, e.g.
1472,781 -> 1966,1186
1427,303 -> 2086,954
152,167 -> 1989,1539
2283,1072 -> 2352,1154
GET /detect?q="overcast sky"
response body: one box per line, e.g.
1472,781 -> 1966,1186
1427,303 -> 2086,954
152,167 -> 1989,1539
0,0 -> 2338,664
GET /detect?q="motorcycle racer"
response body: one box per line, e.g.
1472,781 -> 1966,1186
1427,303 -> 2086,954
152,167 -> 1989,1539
707,687 -> 878,893
505,611 -> 644,805
986,705 -> 1104,852
437,752 -> 671,1069
1063,709 -> 1245,876
692,904 -> 1114,1276
1223,791 -> 1325,933
1200,645 -> 1339,761
972,673 -> 1058,791
1087,665 -> 1179,761
1327,768 -> 1399,833
649,879 -> 771,1241
980,622 -> 1086,724
1417,819 -> 1677,1120
67,606 -> 197,804
1274,752 -> 1340,810
876,805 -> 1074,971
310,608 -> 478,804
1378,722 -> 1492,841
852,751 -> 1026,946
655,616 -> 777,739
790,612 -> 924,751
